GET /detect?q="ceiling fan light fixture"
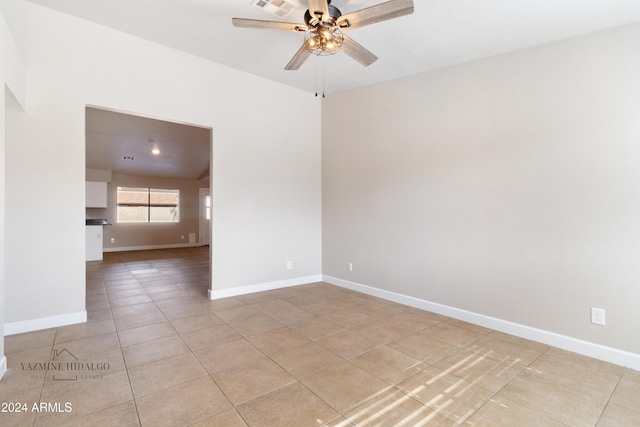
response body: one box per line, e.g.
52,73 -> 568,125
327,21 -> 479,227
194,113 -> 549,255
304,26 -> 343,56
233,0 -> 415,70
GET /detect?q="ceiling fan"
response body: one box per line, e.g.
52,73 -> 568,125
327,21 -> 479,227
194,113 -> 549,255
232,0 -> 414,70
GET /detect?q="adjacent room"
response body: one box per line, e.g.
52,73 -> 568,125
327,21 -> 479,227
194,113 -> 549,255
84,107 -> 211,260
1,0 -> 639,425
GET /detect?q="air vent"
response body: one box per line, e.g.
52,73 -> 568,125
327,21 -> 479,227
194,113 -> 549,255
251,0 -> 295,18
122,156 -> 136,161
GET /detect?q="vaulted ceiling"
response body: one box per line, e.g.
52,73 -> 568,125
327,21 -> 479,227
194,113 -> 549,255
52,1 -> 640,179
26,0 -> 640,94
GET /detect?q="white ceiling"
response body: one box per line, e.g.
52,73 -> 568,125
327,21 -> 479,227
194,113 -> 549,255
48,1 -> 640,180
25,0 -> 640,94
86,107 -> 211,180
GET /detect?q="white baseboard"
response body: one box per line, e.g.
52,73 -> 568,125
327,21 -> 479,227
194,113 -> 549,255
104,243 -> 203,253
4,311 -> 87,336
0,356 -> 6,381
209,275 -> 323,300
323,275 -> 640,371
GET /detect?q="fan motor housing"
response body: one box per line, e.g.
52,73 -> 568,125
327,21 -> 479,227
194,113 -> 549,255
304,4 -> 342,28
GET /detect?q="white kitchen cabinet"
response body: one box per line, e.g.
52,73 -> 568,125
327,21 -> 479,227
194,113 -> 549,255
86,225 -> 103,261
86,181 -> 108,208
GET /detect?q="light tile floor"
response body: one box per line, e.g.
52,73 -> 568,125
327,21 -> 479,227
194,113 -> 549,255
1,247 -> 639,426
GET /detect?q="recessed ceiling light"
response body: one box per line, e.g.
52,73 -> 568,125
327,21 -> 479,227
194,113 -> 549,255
152,148 -> 160,155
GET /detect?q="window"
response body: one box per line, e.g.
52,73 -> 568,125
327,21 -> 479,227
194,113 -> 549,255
117,187 -> 180,223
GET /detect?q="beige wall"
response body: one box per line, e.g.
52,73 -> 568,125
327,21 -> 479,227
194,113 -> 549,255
95,172 -> 209,249
1,8 -> 25,373
322,23 -> 640,357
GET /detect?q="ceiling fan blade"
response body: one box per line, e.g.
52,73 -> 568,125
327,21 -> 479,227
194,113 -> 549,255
232,18 -> 306,32
338,0 -> 414,30
341,34 -> 378,67
307,0 -> 330,20
285,45 -> 312,70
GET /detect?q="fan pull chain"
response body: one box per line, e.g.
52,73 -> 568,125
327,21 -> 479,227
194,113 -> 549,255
315,67 -> 326,98
322,66 -> 326,98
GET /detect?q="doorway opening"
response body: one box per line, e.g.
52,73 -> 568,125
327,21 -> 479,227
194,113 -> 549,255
85,106 -> 213,296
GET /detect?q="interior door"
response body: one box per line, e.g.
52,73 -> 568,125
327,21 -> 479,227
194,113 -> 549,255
199,188 -> 211,246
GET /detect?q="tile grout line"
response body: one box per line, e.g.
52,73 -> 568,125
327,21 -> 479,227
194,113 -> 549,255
115,273 -> 145,427
593,374 -> 624,427
107,252 -> 235,425
101,263 -> 144,427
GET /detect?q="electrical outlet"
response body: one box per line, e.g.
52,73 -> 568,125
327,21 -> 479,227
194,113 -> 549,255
110,237 -> 115,243
286,260 -> 292,270
348,262 -> 353,272
591,307 -> 606,326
